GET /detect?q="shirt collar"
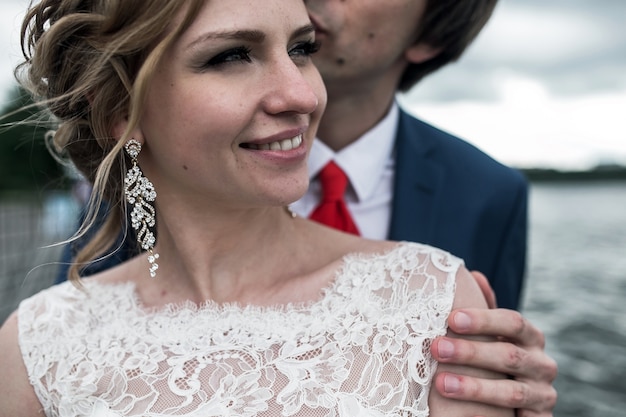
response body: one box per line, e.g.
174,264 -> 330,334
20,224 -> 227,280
308,102 -> 399,202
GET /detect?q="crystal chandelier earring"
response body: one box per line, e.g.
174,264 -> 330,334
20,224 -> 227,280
124,139 -> 159,277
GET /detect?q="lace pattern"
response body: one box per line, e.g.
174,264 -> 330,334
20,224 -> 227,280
18,242 -> 460,417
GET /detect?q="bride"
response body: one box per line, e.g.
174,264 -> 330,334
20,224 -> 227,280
0,1 -> 510,416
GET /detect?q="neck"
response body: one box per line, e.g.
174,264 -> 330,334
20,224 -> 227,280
145,204 -> 306,305
317,78 -> 398,152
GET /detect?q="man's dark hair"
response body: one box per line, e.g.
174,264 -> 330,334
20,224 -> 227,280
399,0 -> 498,91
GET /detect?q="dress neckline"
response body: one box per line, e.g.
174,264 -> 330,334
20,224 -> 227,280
75,242 -> 412,317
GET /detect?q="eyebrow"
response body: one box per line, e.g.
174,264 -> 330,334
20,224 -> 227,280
186,24 -> 316,50
292,24 -> 316,40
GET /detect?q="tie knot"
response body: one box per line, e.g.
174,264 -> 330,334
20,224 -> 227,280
318,161 -> 349,202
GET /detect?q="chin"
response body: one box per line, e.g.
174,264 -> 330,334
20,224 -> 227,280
279,182 -> 309,206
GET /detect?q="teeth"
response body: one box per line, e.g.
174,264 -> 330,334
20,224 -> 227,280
247,135 -> 302,151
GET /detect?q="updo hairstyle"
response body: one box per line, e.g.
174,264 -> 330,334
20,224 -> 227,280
17,0 -> 204,281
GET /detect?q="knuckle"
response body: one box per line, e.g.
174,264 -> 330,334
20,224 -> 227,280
536,329 -> 546,349
545,357 -> 559,382
455,374 -> 482,398
514,384 -> 557,416
505,345 -> 527,371
510,311 -> 527,336
545,386 -> 558,410
507,384 -> 529,408
468,377 -> 484,399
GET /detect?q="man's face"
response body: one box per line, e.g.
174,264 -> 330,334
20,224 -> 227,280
304,0 -> 429,89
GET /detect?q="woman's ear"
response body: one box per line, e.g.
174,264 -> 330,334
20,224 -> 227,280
404,42 -> 441,65
111,115 -> 144,145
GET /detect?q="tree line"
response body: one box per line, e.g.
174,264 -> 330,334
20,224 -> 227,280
0,87 -> 66,195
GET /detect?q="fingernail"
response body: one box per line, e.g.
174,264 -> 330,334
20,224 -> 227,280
444,374 -> 461,394
437,339 -> 455,359
453,311 -> 471,331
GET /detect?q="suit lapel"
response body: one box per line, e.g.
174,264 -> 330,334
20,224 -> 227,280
388,110 -> 445,243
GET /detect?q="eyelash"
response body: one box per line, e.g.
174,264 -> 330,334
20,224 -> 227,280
202,40 -> 321,69
205,46 -> 253,67
289,40 -> 321,59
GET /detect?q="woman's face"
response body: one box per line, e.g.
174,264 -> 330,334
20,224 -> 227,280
136,0 -> 326,211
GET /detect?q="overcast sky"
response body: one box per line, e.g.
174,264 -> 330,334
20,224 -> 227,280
1,0 -> 625,169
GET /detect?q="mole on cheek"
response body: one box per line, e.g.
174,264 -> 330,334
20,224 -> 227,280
368,32 -> 375,39
183,165 -> 188,170
336,58 -> 346,65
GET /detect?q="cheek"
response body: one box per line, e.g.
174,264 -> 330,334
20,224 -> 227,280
146,84 -> 241,145
141,96 -> 233,176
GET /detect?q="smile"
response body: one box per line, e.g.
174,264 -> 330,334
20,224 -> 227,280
241,135 -> 303,151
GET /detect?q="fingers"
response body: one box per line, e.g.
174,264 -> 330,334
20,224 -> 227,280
431,336 -> 558,382
440,308 -> 558,415
470,270 -> 497,309
434,372 -> 558,416
447,308 -> 545,348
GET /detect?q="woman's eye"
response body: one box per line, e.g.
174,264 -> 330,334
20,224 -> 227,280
289,40 -> 321,60
204,47 -> 252,67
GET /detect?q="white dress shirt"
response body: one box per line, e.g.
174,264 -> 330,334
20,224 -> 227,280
291,102 -> 399,239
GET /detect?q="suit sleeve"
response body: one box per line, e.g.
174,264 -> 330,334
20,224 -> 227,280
488,175 -> 528,311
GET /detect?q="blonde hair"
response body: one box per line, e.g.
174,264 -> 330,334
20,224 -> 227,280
17,0 -> 204,281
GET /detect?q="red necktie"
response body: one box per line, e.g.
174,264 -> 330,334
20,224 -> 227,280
309,161 -> 360,235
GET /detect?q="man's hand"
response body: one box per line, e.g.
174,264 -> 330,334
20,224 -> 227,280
431,308 -> 558,416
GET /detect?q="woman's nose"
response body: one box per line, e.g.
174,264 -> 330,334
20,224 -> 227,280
261,58 -> 321,116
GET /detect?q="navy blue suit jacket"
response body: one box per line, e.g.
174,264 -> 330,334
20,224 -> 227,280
388,110 -> 528,310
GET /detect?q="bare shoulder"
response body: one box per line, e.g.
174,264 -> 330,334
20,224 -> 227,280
349,237 -> 399,256
344,239 -> 459,265
451,266 -> 489,310
0,312 -> 45,416
302,221 -> 396,261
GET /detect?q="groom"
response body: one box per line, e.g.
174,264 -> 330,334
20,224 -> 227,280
297,0 -> 555,414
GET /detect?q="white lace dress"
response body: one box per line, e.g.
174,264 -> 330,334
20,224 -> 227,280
18,242 -> 460,417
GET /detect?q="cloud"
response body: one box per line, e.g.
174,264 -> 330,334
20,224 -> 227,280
400,81 -> 626,169
0,0 -> 27,101
408,0 -> 626,103
400,0 -> 626,170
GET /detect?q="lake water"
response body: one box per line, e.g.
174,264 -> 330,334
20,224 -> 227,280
522,181 -> 626,417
